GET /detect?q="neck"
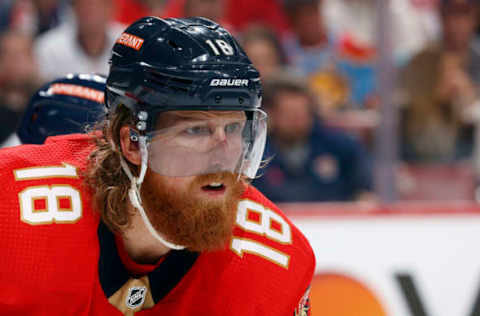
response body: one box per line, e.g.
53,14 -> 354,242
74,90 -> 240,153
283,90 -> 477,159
120,203 -> 171,265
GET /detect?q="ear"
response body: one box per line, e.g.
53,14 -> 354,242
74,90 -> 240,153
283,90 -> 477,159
119,126 -> 141,166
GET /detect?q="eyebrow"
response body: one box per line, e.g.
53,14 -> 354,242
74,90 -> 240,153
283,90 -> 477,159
156,111 -> 245,128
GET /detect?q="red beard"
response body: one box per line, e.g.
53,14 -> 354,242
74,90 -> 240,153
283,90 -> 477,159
140,171 -> 246,252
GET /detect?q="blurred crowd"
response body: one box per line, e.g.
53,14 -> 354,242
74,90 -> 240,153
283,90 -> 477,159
2,0 -> 480,202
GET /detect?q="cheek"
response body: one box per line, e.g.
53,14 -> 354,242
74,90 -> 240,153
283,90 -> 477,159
147,171 -> 195,194
228,137 -> 244,156
222,139 -> 244,169
166,177 -> 193,193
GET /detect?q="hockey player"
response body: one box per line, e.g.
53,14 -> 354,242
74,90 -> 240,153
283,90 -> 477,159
0,17 -> 314,316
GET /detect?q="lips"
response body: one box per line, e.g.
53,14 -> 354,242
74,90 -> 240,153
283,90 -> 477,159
202,182 -> 225,192
202,182 -> 226,195
195,172 -> 235,195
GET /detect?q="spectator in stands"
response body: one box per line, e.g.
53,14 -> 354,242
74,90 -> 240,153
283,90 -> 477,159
282,0 -> 330,75
0,30 -> 39,148
1,0 -> 71,36
183,0 -> 225,22
114,0 -> 166,25
240,25 -> 288,80
398,0 -> 480,163
282,0 -> 377,113
162,0 -> 237,33
323,0 -> 441,65
30,0 -> 69,36
34,0 -> 123,82
163,0 -> 290,36
252,73 -> 374,202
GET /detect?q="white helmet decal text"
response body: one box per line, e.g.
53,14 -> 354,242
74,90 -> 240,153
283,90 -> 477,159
210,79 -> 249,87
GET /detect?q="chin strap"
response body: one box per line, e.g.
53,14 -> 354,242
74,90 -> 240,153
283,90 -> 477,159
118,136 -> 186,250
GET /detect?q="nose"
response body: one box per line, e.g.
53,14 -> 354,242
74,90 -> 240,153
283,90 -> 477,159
212,126 -> 227,143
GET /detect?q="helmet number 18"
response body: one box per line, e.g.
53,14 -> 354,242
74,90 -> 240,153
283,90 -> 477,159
205,39 -> 234,56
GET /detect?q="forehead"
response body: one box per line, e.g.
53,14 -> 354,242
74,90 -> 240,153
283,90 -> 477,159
155,110 -> 246,128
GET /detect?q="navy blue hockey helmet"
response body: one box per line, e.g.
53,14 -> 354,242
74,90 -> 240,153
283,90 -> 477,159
106,16 -> 263,132
106,17 -> 267,178
18,73 -> 107,144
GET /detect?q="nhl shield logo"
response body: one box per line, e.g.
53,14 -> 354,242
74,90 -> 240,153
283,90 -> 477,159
125,286 -> 147,309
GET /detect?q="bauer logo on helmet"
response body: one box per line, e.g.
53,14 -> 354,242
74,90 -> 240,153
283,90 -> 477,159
210,79 -> 249,87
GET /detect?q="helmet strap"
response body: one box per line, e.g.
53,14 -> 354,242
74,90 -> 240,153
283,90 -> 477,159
137,136 -> 148,186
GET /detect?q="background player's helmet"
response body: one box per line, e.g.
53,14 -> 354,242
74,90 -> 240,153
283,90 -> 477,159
18,73 -> 106,144
106,17 -> 266,178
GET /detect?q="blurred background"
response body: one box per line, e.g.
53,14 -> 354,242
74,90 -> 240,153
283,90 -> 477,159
2,0 -> 480,315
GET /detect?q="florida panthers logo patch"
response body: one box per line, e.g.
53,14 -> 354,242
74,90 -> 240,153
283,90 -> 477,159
125,286 -> 147,309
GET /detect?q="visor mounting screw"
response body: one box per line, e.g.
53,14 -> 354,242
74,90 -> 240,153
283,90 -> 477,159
136,121 -> 147,131
130,133 -> 139,142
215,95 -> 222,103
138,111 -> 148,121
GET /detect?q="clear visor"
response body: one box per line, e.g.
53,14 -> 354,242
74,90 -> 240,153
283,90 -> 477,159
147,109 -> 267,178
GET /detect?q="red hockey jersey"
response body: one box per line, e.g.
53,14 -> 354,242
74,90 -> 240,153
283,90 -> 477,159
0,134 -> 315,316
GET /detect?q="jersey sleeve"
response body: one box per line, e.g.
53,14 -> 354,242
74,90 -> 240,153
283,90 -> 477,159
0,137 -> 100,312
232,185 -> 316,315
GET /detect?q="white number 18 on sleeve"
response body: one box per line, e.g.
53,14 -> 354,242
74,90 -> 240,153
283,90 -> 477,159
231,200 -> 292,268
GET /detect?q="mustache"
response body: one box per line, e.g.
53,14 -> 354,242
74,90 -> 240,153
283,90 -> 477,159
191,171 -> 240,187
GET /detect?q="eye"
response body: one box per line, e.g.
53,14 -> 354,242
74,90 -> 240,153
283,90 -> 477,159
225,122 -> 242,134
184,125 -> 211,136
